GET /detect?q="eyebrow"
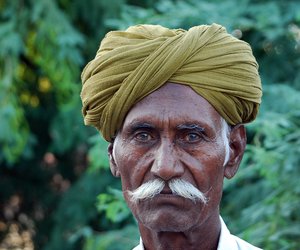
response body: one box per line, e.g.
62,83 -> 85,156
176,123 -> 205,133
127,122 -> 155,133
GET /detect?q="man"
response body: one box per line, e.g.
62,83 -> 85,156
80,23 -> 263,249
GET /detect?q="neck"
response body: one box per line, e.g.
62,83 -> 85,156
138,214 -> 221,250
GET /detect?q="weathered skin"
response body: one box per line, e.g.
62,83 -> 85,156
108,83 -> 246,250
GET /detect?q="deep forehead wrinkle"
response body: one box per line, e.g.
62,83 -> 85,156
125,113 -> 217,127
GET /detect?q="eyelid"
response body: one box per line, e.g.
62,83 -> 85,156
177,127 -> 205,136
178,129 -> 209,143
135,131 -> 151,138
132,127 -> 154,136
184,131 -> 203,140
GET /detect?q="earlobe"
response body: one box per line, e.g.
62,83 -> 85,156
108,143 -> 120,177
224,124 -> 247,179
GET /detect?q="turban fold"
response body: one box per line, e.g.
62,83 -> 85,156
81,23 -> 262,142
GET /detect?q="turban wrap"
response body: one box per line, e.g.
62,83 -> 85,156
81,23 -> 262,142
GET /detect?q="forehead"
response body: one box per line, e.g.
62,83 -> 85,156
121,83 -> 223,130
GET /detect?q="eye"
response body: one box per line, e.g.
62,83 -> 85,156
184,132 -> 202,142
134,132 -> 153,142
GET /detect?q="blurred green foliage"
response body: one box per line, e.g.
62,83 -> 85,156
0,0 -> 299,249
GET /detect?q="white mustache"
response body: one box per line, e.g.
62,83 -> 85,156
127,178 -> 208,204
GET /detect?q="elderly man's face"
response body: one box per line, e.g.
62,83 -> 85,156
109,83 -> 245,232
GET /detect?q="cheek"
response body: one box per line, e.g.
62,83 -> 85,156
182,151 -> 224,215
198,150 -> 225,204
114,149 -> 136,190
114,144 -> 152,191
185,145 -> 226,191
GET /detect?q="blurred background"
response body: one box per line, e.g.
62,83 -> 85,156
0,0 -> 300,249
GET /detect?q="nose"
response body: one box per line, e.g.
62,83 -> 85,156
151,140 -> 185,181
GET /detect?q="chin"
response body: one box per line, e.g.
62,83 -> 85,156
137,207 -> 199,232
146,221 -> 193,233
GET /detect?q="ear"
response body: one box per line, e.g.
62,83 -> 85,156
107,143 -> 120,177
224,124 -> 247,179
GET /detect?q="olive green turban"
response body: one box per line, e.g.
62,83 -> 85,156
81,23 -> 262,142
